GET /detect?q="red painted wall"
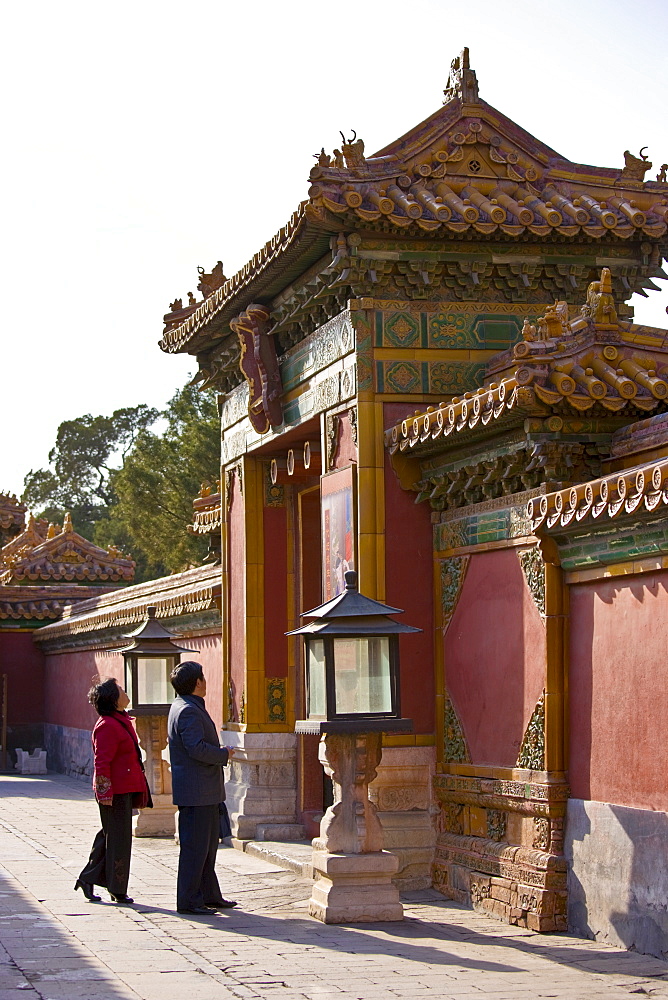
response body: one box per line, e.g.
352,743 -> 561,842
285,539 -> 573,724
444,549 -> 546,766
43,632 -> 223,733
44,649 -> 117,731
194,633 -> 223,732
0,631 -> 45,726
569,572 -> 668,811
228,473 -> 246,721
384,403 -> 435,734
263,505 -> 288,679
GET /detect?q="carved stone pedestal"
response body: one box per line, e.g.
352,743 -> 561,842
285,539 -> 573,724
221,732 -> 297,840
308,732 -> 403,923
133,714 -> 177,838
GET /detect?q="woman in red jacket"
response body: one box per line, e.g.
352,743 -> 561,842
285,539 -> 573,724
75,677 -> 149,904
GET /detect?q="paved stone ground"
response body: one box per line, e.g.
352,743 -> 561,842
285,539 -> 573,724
1,773 -> 667,1000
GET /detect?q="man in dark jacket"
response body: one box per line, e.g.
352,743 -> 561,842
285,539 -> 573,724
168,661 -> 237,915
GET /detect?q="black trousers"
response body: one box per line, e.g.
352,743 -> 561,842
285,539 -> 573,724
177,804 -> 224,911
79,793 -> 133,895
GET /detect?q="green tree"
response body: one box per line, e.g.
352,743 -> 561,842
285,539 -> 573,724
102,385 -> 219,575
21,387 -> 219,581
22,405 -> 159,538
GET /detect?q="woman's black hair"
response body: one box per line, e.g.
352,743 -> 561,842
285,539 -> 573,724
88,677 -> 121,716
170,660 -> 204,696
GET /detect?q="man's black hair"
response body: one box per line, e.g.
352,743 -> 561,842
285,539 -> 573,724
170,660 -> 204,696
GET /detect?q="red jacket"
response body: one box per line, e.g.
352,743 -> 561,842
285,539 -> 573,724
92,711 -> 146,802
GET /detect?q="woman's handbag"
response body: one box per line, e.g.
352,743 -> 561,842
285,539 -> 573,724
219,801 -> 232,839
131,745 -> 154,810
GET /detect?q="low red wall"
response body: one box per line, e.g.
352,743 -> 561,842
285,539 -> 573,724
384,403 -> 435,734
569,572 -> 668,811
0,630 -> 45,726
444,548 -> 546,766
43,632 -> 223,733
44,649 -> 116,731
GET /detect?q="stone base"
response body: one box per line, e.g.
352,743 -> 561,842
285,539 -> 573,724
221,731 -> 297,840
433,833 -> 567,932
255,823 -> 306,841
309,849 -> 403,923
566,798 -> 668,959
43,724 -> 91,780
133,793 -> 177,838
369,745 -> 437,888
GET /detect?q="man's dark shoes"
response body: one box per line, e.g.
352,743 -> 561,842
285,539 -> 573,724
109,893 -> 134,905
74,879 -> 101,902
207,898 -> 238,909
177,905 -> 217,915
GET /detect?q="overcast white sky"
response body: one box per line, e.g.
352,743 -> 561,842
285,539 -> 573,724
2,0 -> 667,495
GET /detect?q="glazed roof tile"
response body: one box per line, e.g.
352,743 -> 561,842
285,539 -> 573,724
0,585 -> 119,621
0,494 -> 26,535
528,456 -> 668,533
188,492 -> 222,536
0,515 -> 48,564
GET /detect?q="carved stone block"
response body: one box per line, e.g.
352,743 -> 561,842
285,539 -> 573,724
221,732 -> 297,840
309,849 -> 403,923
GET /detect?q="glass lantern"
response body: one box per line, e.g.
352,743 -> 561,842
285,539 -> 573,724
119,606 -> 199,715
290,571 -> 419,734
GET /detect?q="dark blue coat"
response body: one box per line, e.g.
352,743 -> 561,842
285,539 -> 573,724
167,694 -> 229,807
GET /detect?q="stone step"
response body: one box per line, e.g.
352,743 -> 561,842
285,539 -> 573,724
255,823 -> 307,842
241,838 -> 314,878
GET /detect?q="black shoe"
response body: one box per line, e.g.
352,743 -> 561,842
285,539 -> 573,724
74,879 -> 101,902
206,898 -> 238,909
177,905 -> 217,915
109,892 -> 134,905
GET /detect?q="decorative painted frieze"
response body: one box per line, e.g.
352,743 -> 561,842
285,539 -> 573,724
517,692 -> 546,770
279,310 -> 354,392
376,359 -> 486,396
434,499 -> 539,553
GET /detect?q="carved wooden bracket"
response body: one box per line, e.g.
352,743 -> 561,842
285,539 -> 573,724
230,304 -> 283,434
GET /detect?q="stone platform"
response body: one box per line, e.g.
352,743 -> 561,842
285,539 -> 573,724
1,772 -> 667,1000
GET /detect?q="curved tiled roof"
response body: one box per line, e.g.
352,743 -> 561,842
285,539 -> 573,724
159,87 -> 668,360
159,206 -> 333,356
308,113 -> 667,241
0,514 -> 134,584
528,457 -> 668,532
34,563 -> 220,644
386,376 -> 521,454
0,585 -> 117,621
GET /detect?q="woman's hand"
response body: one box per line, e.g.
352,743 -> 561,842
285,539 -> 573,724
98,797 -> 113,806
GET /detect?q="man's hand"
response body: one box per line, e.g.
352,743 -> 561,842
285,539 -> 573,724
225,746 -> 236,758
